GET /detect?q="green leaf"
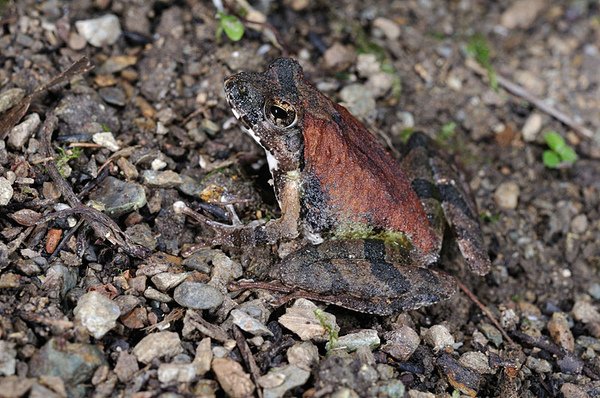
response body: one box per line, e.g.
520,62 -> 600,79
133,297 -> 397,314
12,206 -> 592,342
544,131 -> 565,151
439,122 -> 457,141
557,145 -> 578,163
542,150 -> 560,168
217,12 -> 244,42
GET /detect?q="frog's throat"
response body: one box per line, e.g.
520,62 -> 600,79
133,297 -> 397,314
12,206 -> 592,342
239,125 -> 280,174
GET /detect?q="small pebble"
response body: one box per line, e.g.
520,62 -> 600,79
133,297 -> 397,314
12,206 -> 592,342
260,365 -> 311,398
570,214 -> 588,234
572,299 -> 600,324
193,337 -> 212,377
89,176 -> 146,217
173,282 -> 224,310
548,312 -> 575,352
339,84 -> 376,120
151,272 -> 188,292
526,356 -> 552,373
0,177 -> 13,206
114,351 -> 138,383
157,363 -> 197,383
8,113 -> 40,150
500,0 -> 546,29
479,323 -> 503,347
323,43 -> 356,72
132,331 -> 183,364
73,291 -> 120,339
423,325 -> 455,351
98,87 -> 126,107
287,341 -> 319,371
560,382 -> 589,398
381,326 -> 420,361
329,329 -> 380,352
494,181 -> 520,210
0,88 -> 25,113
356,54 -> 380,78
92,132 -> 120,152
521,113 -> 543,141
278,299 -> 339,342
29,339 -> 106,392
0,341 -> 17,376
459,351 -> 494,374
373,17 -> 401,40
75,14 -> 122,47
212,357 -> 255,398
231,309 -> 273,337
144,287 -> 172,303
141,170 -> 183,188
588,283 -> 600,300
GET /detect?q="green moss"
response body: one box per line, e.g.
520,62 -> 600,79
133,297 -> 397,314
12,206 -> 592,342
333,222 -> 412,249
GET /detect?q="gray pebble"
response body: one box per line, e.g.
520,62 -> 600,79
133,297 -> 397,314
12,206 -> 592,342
330,329 -> 380,352
99,87 -> 126,107
8,113 -> 40,150
231,309 -> 273,337
142,170 -> 183,188
89,176 -> 146,217
132,331 -> 183,364
173,282 -> 224,310
260,364 -> 311,398
144,287 -> 172,303
459,351 -> 494,374
0,88 -> 25,113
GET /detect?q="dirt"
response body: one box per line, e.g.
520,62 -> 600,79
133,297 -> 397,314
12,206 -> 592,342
0,0 -> 599,397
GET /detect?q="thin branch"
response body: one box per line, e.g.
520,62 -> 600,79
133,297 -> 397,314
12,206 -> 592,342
455,278 -> 515,345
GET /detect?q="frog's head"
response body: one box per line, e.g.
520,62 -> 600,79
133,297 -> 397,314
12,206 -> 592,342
224,58 -> 306,173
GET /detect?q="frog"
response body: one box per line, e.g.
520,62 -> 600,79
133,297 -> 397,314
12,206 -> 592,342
198,58 -> 490,316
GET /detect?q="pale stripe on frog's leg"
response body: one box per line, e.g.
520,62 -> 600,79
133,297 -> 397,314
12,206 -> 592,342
404,132 -> 491,275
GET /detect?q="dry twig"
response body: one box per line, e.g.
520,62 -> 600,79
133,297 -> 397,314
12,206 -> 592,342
39,114 -> 150,259
455,278 -> 515,345
233,325 -> 264,398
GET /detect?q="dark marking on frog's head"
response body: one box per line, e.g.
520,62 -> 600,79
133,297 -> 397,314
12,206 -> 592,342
224,58 -> 306,173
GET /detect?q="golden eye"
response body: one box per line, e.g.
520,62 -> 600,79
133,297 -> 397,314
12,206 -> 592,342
264,99 -> 297,128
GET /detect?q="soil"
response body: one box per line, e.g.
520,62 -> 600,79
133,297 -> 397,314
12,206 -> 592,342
0,0 -> 599,397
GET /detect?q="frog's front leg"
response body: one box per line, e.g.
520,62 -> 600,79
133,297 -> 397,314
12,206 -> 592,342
176,171 -> 302,246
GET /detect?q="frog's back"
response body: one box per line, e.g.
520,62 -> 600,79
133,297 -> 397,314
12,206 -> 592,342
301,102 -> 441,260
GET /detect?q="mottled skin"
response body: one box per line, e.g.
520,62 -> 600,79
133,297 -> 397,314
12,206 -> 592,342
219,58 -> 490,315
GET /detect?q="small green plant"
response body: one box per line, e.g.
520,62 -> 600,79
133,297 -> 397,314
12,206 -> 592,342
216,11 -> 245,42
315,309 -> 339,350
542,131 -> 577,168
451,389 -> 461,398
56,146 -> 83,177
438,121 -> 457,142
399,127 -> 414,144
466,34 -> 498,91
480,211 -> 500,224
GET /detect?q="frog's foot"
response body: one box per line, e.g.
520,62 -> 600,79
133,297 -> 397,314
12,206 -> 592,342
174,201 -> 265,246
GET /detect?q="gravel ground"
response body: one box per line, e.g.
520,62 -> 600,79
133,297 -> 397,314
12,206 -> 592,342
0,0 -> 599,397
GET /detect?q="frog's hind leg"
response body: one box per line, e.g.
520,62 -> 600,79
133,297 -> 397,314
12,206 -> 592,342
402,132 -> 491,275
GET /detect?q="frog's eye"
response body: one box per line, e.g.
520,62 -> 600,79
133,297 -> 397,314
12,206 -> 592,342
264,99 -> 297,128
